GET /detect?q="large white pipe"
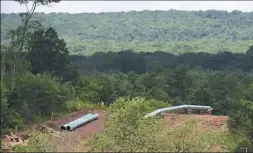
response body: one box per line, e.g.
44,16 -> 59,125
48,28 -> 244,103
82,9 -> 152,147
145,105 -> 212,118
66,113 -> 99,131
61,113 -> 94,130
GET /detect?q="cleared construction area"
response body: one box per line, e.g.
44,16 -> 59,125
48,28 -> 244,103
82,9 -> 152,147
1,106 -> 228,152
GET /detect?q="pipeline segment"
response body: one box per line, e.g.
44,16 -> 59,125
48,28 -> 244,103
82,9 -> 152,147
60,113 -> 93,130
61,113 -> 99,131
145,105 -> 212,118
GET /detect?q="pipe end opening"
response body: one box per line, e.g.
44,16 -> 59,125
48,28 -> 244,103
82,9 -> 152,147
66,126 -> 71,131
60,126 -> 65,130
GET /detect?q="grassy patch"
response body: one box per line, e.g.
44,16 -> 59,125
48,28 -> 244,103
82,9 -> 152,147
65,98 -> 107,112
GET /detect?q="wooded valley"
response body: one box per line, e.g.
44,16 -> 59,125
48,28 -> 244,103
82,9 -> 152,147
1,1 -> 253,152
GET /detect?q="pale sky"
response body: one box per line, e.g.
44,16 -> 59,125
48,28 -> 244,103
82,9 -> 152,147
1,1 -> 253,14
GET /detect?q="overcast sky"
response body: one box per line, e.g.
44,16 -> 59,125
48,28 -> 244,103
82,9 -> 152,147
1,1 -> 253,14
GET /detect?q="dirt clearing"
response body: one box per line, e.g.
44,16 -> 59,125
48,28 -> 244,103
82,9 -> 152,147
47,110 -> 106,152
163,113 -> 228,132
2,110 -> 229,152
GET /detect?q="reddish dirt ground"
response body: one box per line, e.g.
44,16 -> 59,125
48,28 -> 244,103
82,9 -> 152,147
46,110 -> 106,136
195,114 -> 228,126
163,113 -> 229,130
2,110 -> 229,152
2,110 -> 106,152
162,113 -> 228,152
50,112 -> 228,151
46,110 -> 106,152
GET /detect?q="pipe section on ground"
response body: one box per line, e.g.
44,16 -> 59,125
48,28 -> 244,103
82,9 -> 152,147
145,105 -> 212,118
60,113 -> 93,130
60,113 -> 98,131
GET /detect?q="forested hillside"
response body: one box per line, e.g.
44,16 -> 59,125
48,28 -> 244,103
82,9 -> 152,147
1,0 -> 253,151
1,10 -> 253,55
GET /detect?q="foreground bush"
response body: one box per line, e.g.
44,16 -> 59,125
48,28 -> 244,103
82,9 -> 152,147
88,97 -> 242,152
88,97 -> 168,152
227,100 -> 253,151
11,132 -> 57,152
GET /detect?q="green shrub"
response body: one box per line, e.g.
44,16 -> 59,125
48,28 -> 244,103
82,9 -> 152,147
89,97 -> 165,152
227,100 -> 253,151
1,82 -> 24,133
7,73 -> 75,124
88,97 -> 237,152
75,75 -> 102,103
108,97 -> 171,114
66,98 -> 107,112
11,132 -> 57,152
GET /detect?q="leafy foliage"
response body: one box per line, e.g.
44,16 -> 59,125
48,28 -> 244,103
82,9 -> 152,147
89,97 -> 169,152
70,64 -> 253,116
70,45 -> 253,73
66,98 -> 107,112
11,132 -> 58,152
228,100 -> 253,151
7,73 -> 75,125
27,27 -> 70,77
1,82 -> 24,133
1,6 -> 253,152
1,10 -> 253,55
89,97 -> 235,152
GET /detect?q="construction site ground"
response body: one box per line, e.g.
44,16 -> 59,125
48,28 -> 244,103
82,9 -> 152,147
2,109 -> 229,152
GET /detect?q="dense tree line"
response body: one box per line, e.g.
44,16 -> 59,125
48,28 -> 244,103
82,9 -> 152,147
1,10 -> 253,55
2,10 -> 253,41
70,46 -> 253,73
72,67 -> 253,115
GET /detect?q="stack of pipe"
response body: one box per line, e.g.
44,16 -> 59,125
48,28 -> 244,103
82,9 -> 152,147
61,113 -> 99,131
145,105 -> 212,118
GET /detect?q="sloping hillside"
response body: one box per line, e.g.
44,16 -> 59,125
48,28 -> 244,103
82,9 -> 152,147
2,110 -> 229,152
1,10 -> 253,55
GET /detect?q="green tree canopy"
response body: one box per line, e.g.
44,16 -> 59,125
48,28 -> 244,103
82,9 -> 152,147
27,27 -> 70,77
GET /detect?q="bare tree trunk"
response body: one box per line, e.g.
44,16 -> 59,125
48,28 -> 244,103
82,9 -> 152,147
1,49 -> 6,87
1,65 -> 5,87
18,19 -> 29,56
11,53 -> 16,91
51,112 -> 54,121
10,1 -> 38,90
18,1 -> 37,56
